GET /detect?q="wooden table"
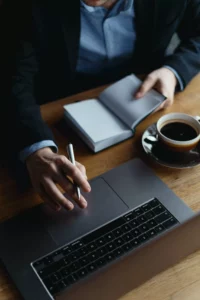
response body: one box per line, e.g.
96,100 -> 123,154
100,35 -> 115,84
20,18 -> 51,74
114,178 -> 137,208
1,74 -> 200,300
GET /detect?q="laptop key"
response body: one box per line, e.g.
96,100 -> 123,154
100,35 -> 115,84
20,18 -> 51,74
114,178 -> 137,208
147,219 -> 157,229
96,257 -> 107,267
121,224 -> 131,233
155,224 -> 165,233
104,232 -> 115,243
52,250 -> 62,257
77,268 -> 88,278
139,223 -> 149,233
79,246 -> 88,256
155,211 -> 171,224
134,207 -> 144,216
96,237 -> 106,247
131,228 -> 141,238
97,246 -> 108,257
69,251 -> 79,262
67,274 -> 79,284
83,218 -> 125,244
104,252 -> 116,262
150,198 -> 160,208
87,242 -> 97,252
137,215 -> 147,224
145,211 -> 155,219
60,267 -> 71,278
115,237 -> 125,246
33,260 -> 44,268
58,258 -> 69,269
124,212 -> 136,222
63,257 -> 70,266
106,241 -> 117,252
130,219 -> 139,228
113,227 -> 123,237
57,280 -> 68,292
62,246 -> 72,256
87,263 -> 97,273
139,233 -> 149,243
153,205 -> 166,215
79,256 -> 89,266
163,217 -> 178,229
70,261 -> 81,272
142,203 -> 152,212
131,238 -> 140,247
113,247 -> 124,257
147,229 -> 157,238
38,266 -> 53,279
123,233 -> 133,242
94,249 -> 103,259
123,242 -> 133,252
44,256 -> 54,266
50,272 -> 61,284
88,251 -> 98,261
71,240 -> 84,251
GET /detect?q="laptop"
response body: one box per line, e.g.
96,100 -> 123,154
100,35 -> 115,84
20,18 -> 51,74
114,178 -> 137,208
0,158 -> 198,300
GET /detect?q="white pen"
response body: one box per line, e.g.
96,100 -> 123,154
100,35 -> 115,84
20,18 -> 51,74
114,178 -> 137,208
66,144 -> 81,200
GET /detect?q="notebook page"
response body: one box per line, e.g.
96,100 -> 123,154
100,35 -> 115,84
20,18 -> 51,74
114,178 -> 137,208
64,99 -> 130,144
99,74 -> 165,129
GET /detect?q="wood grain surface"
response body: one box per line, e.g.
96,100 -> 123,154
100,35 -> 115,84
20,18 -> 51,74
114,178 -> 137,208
0,74 -> 200,300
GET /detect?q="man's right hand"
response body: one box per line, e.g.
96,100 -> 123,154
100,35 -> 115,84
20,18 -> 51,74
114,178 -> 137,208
26,147 -> 91,211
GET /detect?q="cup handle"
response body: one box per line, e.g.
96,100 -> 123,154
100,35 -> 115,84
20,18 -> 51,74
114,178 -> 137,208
194,116 -> 200,123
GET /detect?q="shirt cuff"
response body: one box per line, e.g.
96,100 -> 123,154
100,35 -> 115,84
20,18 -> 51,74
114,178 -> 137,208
19,140 -> 58,163
163,65 -> 184,91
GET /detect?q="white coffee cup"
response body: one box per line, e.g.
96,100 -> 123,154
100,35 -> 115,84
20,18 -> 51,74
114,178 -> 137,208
157,113 -> 200,152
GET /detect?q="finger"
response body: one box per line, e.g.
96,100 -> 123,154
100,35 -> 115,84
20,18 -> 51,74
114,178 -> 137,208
154,93 -> 168,112
56,156 -> 91,192
39,185 -> 61,211
135,74 -> 157,98
76,161 -> 87,179
154,103 -> 165,112
159,92 -> 174,109
54,173 -> 87,209
155,97 -> 173,112
42,177 -> 74,211
163,98 -> 173,108
154,84 -> 171,111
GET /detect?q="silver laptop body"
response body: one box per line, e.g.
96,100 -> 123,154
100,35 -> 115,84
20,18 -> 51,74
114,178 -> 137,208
0,158 -> 194,300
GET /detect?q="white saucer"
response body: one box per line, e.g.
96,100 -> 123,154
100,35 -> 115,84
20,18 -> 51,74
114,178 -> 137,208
142,123 -> 200,169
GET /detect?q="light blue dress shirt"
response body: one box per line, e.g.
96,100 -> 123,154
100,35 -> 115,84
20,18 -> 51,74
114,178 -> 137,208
19,0 -> 183,162
76,0 -> 136,76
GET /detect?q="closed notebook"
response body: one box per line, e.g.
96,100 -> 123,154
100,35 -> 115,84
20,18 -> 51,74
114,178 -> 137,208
63,74 -> 165,152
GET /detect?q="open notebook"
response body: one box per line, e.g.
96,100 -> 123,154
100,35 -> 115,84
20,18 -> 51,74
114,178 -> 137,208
63,74 -> 165,152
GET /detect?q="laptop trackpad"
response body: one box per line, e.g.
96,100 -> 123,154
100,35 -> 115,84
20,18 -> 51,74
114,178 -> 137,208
44,178 -> 128,246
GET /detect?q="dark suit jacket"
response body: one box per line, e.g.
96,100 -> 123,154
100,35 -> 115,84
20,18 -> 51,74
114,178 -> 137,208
10,0 -> 200,155
0,0 -> 29,159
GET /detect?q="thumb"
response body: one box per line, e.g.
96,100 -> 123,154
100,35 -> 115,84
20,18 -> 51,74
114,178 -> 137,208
135,74 -> 157,98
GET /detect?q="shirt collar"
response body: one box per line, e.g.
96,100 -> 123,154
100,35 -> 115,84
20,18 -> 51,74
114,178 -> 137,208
80,0 -> 133,13
80,0 -> 104,12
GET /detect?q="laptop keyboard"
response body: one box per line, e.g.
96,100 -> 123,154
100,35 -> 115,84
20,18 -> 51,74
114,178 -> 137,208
32,198 -> 179,297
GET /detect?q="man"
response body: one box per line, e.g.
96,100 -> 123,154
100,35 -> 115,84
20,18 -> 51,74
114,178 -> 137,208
11,0 -> 200,211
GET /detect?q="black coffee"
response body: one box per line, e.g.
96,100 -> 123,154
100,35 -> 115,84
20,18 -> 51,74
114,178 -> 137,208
161,122 -> 197,141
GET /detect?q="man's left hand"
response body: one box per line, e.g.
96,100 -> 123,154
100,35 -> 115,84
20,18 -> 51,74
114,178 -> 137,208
135,67 -> 178,111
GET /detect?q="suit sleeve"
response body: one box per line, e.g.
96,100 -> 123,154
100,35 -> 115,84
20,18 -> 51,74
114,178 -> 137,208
11,38 -> 55,154
164,0 -> 200,88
